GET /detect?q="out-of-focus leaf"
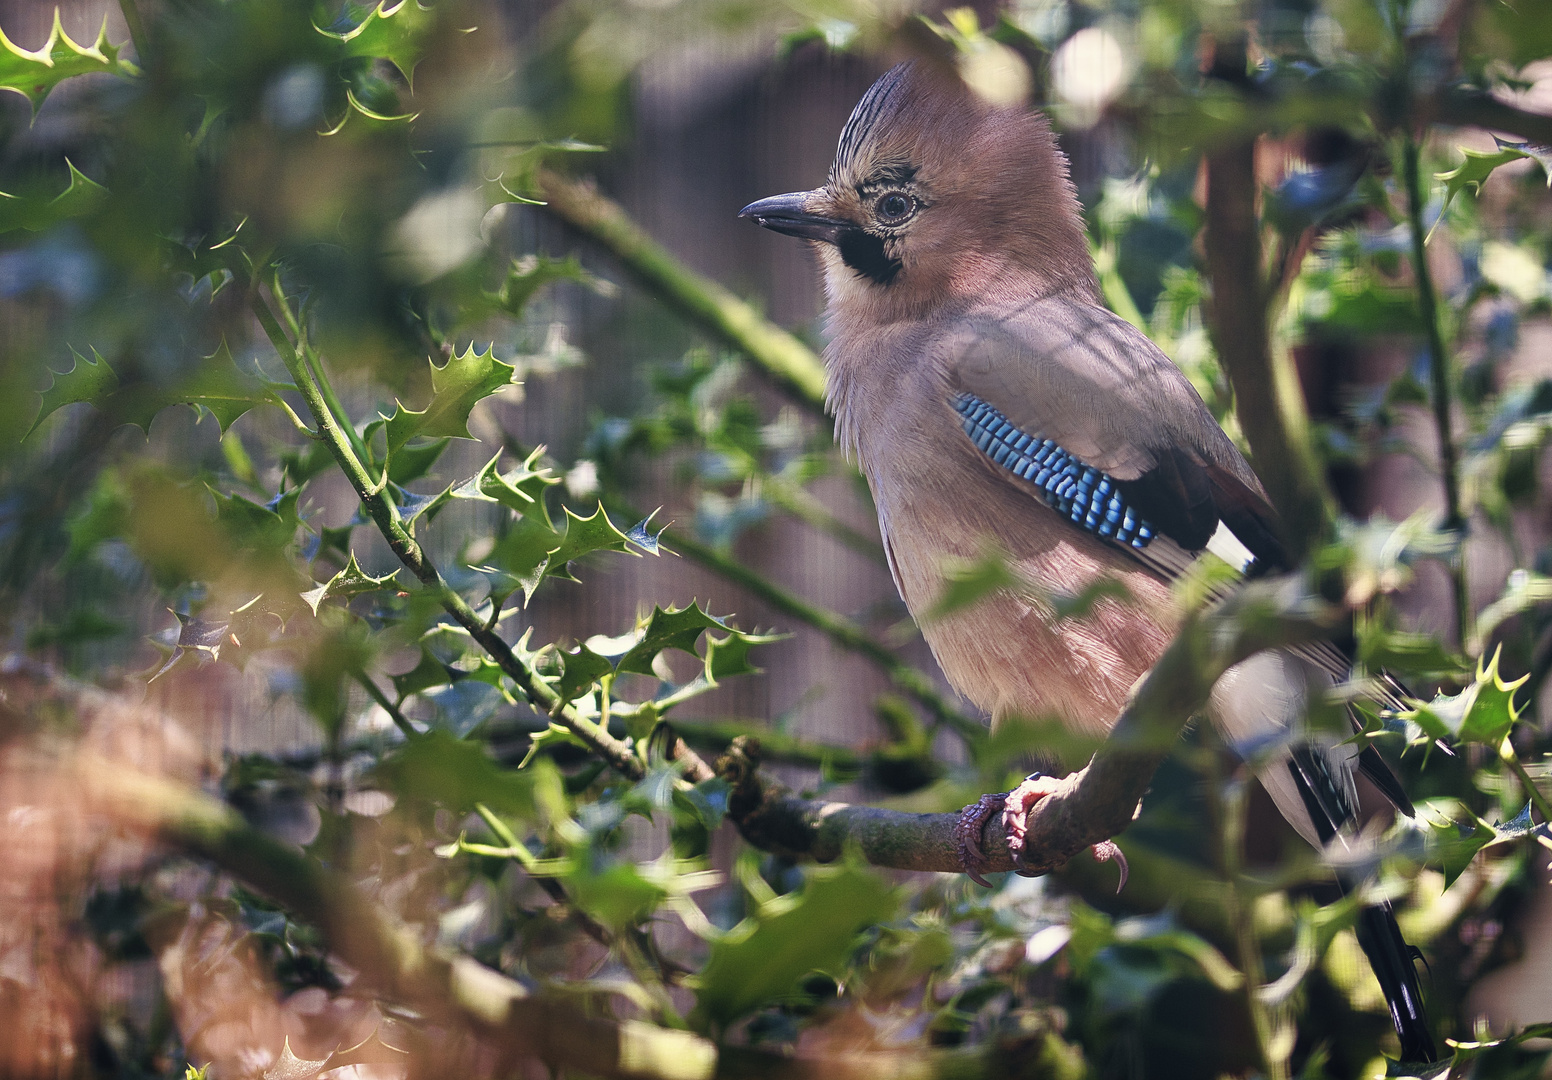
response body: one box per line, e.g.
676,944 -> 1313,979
0,159 -> 108,233
565,862 -> 668,929
678,777 -> 730,830
318,0 -> 438,81
1470,569 -> 1552,656
263,1037 -> 332,1080
26,343 -> 268,440
1403,646 -> 1526,746
391,648 -> 454,699
369,729 -> 535,816
0,14 -> 130,112
489,254 -> 600,319
921,548 -> 1022,623
688,862 -> 900,1031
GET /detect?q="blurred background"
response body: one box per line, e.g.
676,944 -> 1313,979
2,0 -> 1552,1076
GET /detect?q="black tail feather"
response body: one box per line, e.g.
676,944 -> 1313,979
1287,750 -> 1439,1063
1356,903 -> 1438,1063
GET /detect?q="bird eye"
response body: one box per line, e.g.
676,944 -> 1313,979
876,192 -> 914,223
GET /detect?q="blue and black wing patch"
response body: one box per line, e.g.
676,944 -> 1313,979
954,393 -> 1157,549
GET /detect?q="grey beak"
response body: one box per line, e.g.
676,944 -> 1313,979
738,191 -> 851,244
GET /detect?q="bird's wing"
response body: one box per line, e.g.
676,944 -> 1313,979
949,301 -> 1287,575
947,299 -> 1416,814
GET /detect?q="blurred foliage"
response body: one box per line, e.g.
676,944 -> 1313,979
1,0 -> 1551,1077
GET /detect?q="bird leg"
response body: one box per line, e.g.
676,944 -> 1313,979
956,774 -> 1130,892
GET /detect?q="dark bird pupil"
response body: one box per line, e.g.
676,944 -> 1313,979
880,194 -> 909,219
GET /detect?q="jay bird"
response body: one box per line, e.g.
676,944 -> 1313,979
740,60 -> 1437,1062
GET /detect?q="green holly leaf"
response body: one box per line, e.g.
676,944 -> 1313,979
384,436 -> 449,485
318,88 -> 417,136
1404,645 -> 1526,746
519,722 -> 591,766
554,642 -> 616,701
704,629 -> 780,683
392,482 -> 455,531
171,341 -> 270,432
380,344 -> 516,456
211,487 -> 301,557
0,14 -> 130,112
480,517 -> 563,605
301,553 -> 399,615
319,0 -> 438,82
451,448 -> 559,527
614,604 -> 730,676
1421,799 -> 1543,888
688,862 -> 900,1031
1437,139 -> 1551,215
149,610 -> 232,681
547,504 -> 637,575
26,346 -> 118,439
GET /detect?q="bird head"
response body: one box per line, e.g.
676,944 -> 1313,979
740,61 -> 1097,322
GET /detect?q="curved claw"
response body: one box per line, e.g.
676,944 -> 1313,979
1090,839 -> 1129,893
955,793 -> 1007,887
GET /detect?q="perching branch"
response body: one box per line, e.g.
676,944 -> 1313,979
1431,89 -> 1552,150
536,170 -> 830,410
725,578 -> 1336,876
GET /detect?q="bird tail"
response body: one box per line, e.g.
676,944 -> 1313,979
1354,902 -> 1438,1064
1287,746 -> 1438,1064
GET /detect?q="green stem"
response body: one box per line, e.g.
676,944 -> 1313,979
251,282 -> 663,784
353,670 -> 418,741
604,495 -> 983,744
762,476 -> 889,568
1500,742 -> 1552,823
117,0 -> 149,59
1402,136 -> 1472,648
1216,771 -> 1291,1080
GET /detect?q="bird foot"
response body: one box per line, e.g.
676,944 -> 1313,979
956,774 -> 1129,892
955,792 -> 1008,887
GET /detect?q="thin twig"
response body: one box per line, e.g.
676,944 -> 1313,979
604,494 -> 984,743
353,670 -> 418,741
536,170 -> 829,410
1402,135 -> 1471,647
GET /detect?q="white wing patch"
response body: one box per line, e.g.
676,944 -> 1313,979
1206,520 -> 1257,574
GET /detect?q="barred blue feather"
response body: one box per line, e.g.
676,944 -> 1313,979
953,393 -> 1156,549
